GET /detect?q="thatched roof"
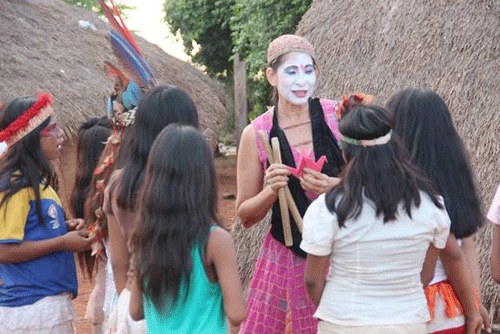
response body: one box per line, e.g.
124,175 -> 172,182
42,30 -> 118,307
0,0 -> 227,148
297,0 -> 500,307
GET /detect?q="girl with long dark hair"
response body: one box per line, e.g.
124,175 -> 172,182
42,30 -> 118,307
388,89 -> 486,334
104,85 -> 199,333
70,116 -> 111,334
301,98 -> 451,334
0,94 -> 93,333
70,117 -> 112,219
129,124 -> 246,332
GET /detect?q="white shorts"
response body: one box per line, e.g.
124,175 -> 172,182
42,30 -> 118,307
107,288 -> 146,334
0,293 -> 76,334
317,320 -> 427,334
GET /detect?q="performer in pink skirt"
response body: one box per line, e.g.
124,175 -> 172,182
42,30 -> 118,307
235,34 -> 344,333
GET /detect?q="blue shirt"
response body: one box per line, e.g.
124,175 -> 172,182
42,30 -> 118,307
0,185 -> 78,307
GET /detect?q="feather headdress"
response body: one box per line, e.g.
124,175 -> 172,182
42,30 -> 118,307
84,1 -> 158,259
98,0 -> 156,123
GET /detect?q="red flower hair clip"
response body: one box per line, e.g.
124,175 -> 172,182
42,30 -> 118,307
336,93 -> 374,119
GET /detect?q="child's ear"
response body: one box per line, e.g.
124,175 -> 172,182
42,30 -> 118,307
266,67 -> 278,87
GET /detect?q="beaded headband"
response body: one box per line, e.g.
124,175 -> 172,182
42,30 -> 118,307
336,93 -> 392,147
267,34 -> 315,65
340,130 -> 393,147
0,93 -> 54,148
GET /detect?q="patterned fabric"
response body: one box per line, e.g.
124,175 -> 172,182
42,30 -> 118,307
425,280 -> 469,333
425,280 -> 463,321
267,35 -> 315,64
239,232 -> 317,333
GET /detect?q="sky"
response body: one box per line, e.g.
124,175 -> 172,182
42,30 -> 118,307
120,0 -> 189,61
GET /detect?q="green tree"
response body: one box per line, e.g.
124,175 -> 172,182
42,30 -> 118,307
231,0 -> 312,117
164,0 -> 235,79
63,0 -> 133,17
164,0 -> 312,118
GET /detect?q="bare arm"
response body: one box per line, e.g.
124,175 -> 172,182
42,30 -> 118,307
0,230 -> 92,263
236,124 -> 288,228
304,254 -> 329,306
461,236 -> 481,295
421,244 -> 439,288
208,227 -> 246,326
462,235 -> 491,332
129,274 -> 144,321
107,213 -> 130,295
440,234 -> 482,334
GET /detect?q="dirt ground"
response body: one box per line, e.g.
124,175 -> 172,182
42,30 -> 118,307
72,155 -> 238,334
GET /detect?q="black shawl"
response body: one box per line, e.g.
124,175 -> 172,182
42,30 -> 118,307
268,98 -> 343,257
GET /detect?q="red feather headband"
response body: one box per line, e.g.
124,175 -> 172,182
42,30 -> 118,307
0,93 -> 53,147
336,93 -> 374,119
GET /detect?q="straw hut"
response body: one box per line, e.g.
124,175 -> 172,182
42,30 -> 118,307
233,0 -> 500,310
294,0 -> 500,310
0,0 -> 228,208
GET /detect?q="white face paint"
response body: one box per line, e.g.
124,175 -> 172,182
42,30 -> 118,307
276,52 -> 316,106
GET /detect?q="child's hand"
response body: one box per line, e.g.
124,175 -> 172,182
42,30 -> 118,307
479,303 -> 492,333
65,219 -> 85,231
299,168 -> 339,195
464,310 -> 483,334
62,230 -> 94,252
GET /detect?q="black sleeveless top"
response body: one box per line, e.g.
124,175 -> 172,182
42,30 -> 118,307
268,98 -> 344,258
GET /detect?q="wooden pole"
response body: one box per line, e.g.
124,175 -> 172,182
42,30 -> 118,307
234,54 -> 247,144
271,137 -> 293,246
257,130 -> 303,232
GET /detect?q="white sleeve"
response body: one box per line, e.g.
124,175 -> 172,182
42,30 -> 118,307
431,196 -> 451,249
487,184 -> 500,225
300,194 -> 337,256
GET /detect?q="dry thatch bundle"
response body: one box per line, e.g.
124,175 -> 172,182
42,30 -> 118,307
297,0 -> 500,309
0,0 -> 227,206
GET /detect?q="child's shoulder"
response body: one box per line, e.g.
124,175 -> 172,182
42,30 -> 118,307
208,225 -> 232,245
206,225 -> 234,260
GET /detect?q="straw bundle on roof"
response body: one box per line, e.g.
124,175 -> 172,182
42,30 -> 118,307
0,0 -> 228,208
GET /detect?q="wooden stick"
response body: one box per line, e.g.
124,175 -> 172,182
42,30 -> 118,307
285,188 -> 303,232
257,130 -> 303,232
271,137 -> 293,246
257,130 -> 274,164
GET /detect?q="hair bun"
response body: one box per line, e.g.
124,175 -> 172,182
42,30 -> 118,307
336,93 -> 374,120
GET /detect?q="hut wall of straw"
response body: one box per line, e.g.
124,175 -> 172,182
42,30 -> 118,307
295,0 -> 500,309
